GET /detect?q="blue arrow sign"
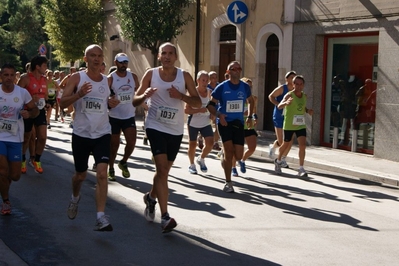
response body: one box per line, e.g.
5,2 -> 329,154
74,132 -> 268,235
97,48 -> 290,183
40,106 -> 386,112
227,1 -> 248,24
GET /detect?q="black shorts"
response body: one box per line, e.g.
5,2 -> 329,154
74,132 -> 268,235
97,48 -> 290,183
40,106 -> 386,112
109,116 -> 136,134
218,119 -> 245,146
72,133 -> 111,172
283,128 -> 306,142
24,109 -> 47,132
146,128 -> 182,162
244,129 -> 258,138
46,99 -> 56,108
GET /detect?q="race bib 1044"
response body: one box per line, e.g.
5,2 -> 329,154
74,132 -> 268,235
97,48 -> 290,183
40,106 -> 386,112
81,96 -> 106,114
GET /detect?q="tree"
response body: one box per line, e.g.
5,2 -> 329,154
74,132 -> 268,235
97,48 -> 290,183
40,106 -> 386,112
42,0 -> 105,65
114,0 -> 194,66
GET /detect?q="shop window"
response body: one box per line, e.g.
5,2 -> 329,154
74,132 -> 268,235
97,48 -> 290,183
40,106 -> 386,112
323,35 -> 378,154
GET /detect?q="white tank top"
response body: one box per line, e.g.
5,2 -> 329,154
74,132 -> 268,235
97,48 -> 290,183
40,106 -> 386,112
0,85 -> 32,142
108,71 -> 136,119
145,67 -> 185,135
73,71 -> 111,139
188,91 -> 211,128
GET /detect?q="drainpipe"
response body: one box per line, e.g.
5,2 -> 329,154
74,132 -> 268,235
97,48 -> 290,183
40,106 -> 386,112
194,0 -> 201,77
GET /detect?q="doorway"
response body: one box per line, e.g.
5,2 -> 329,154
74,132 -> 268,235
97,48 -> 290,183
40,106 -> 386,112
219,44 -> 236,82
263,34 -> 279,131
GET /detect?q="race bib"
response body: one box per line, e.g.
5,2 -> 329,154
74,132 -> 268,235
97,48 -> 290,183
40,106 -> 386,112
156,106 -> 178,125
37,98 -> 45,110
118,92 -> 132,104
226,100 -> 243,113
0,118 -> 18,135
293,115 -> 305,125
48,89 -> 56,97
81,96 -> 106,114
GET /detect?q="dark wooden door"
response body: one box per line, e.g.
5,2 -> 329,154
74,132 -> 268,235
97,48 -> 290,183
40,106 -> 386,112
263,35 -> 279,131
219,44 -> 236,82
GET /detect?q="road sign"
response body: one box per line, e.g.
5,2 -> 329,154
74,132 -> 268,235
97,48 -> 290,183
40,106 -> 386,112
39,44 -> 47,55
227,1 -> 248,24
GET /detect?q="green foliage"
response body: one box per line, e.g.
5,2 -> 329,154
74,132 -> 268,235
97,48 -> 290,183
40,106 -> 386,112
42,0 -> 105,64
114,0 -> 194,56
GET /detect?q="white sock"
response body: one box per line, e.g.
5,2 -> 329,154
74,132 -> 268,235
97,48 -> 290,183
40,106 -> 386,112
72,195 -> 80,203
97,212 -> 105,219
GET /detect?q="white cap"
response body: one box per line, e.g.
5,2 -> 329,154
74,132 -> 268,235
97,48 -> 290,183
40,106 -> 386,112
115,54 -> 129,62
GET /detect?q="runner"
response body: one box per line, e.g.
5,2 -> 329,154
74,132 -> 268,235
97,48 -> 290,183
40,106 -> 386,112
60,44 -> 120,231
133,42 -> 200,232
0,63 -> 39,215
107,53 -> 139,181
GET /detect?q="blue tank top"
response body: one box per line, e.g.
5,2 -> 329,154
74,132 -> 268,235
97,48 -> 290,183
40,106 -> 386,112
273,84 -> 289,118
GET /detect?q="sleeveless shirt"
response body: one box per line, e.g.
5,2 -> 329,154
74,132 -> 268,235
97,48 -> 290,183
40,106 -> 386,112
283,91 -> 307,131
73,71 -> 111,139
273,84 -> 289,119
108,71 -> 136,119
188,90 -> 211,128
26,73 -> 47,110
145,67 -> 185,135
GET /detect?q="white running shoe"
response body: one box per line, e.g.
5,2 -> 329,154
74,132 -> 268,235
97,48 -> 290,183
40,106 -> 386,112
223,181 -> 235,193
189,164 -> 198,174
274,159 -> 282,175
268,144 -> 275,158
298,168 -> 309,179
196,156 -> 208,173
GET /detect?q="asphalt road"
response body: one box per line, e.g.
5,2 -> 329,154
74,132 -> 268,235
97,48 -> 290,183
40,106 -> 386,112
1,120 -> 399,266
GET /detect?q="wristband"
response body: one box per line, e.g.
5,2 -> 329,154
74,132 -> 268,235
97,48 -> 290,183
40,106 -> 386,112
247,115 -> 253,119
253,114 -> 258,120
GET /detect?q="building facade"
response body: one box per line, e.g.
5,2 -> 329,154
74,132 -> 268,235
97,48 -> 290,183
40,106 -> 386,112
103,0 -> 399,161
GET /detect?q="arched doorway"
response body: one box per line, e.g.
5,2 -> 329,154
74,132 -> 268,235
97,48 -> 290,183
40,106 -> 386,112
263,34 -> 279,131
218,25 -> 236,82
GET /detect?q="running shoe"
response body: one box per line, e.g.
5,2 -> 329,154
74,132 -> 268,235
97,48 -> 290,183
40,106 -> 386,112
232,167 -> 238,177
67,196 -> 80,220
188,164 -> 198,174
21,161 -> 27,174
161,214 -> 177,233
268,144 -> 275,158
1,201 -> 11,215
298,168 -> 309,179
94,215 -> 113,231
274,159 -> 282,175
33,161 -> 43,174
196,156 -> 208,173
223,181 -> 235,193
281,159 -> 289,168
143,137 -> 148,145
92,163 -> 97,172
238,160 -> 246,173
29,158 -> 35,168
118,161 -> 130,178
108,168 -> 116,181
143,192 -> 157,222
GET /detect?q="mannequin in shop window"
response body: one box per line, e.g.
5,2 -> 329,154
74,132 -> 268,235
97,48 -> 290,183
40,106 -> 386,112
354,79 -> 376,148
331,75 -> 342,127
339,75 -> 362,145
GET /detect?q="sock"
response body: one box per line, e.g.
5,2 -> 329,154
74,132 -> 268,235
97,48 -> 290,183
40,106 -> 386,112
148,194 -> 156,201
22,154 -> 26,161
97,212 -> 105,219
72,194 -> 80,203
35,154 -> 41,162
3,198 -> 9,203
299,166 -> 304,170
162,212 -> 169,219
119,160 -> 126,165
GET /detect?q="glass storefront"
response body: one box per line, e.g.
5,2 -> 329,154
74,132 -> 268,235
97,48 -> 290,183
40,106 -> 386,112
323,34 -> 378,154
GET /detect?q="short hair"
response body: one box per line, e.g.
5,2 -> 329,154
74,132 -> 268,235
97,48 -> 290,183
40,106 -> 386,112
293,75 -> 305,84
226,61 -> 240,71
84,44 -> 102,56
285,71 -> 297,79
196,70 -> 208,80
208,71 -> 217,77
1,63 -> 16,72
30,55 -> 48,72
158,42 -> 177,55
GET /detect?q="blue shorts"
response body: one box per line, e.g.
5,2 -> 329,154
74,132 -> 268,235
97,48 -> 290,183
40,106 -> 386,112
0,141 -> 22,162
273,113 -> 284,128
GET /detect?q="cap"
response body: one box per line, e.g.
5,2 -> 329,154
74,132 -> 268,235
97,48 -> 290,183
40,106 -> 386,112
115,54 -> 129,62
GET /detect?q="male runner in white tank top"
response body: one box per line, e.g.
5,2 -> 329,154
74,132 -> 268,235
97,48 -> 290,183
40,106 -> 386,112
133,42 -> 201,233
107,53 -> 139,181
60,44 -> 120,231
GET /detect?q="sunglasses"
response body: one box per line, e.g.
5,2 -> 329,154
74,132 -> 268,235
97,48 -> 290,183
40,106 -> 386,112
117,60 -> 129,64
229,67 -> 242,71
